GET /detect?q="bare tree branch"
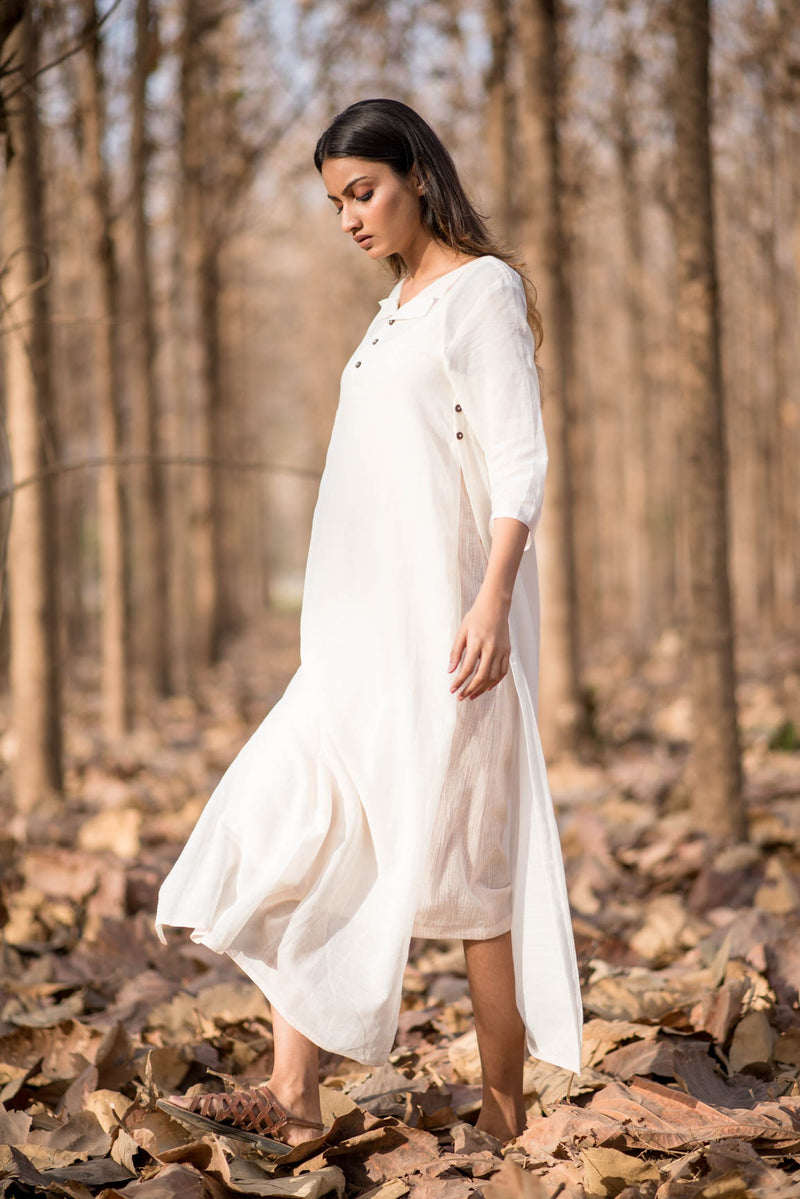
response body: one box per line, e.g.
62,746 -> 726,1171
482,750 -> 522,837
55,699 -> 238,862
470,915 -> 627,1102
1,0 -> 124,101
0,452 -> 324,506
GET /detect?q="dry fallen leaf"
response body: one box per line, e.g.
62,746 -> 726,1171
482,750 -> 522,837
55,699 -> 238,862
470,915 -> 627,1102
4,636 -> 800,1197
580,1146 -> 661,1198
483,1158 -> 550,1198
727,1009 -> 775,1076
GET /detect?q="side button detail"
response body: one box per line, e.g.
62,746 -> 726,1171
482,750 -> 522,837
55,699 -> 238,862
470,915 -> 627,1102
455,404 -> 462,412
355,361 -> 362,368
388,318 -> 395,325
372,338 -> 379,344
456,431 -> 464,440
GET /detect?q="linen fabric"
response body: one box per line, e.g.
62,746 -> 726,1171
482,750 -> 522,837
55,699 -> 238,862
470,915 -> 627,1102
154,254 -> 584,1074
411,471 -> 518,939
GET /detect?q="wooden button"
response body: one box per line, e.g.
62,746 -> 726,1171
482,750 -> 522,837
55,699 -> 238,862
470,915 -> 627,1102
388,319 -> 395,325
355,361 -> 362,368
372,338 -> 379,344
455,404 -> 462,412
456,431 -> 463,439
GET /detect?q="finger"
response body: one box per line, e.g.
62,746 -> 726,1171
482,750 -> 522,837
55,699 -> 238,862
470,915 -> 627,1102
476,653 -> 510,693
448,627 -> 467,673
489,657 -> 513,695
464,664 -> 501,699
460,650 -> 499,699
451,657 -> 479,694
463,669 -> 498,699
450,647 -> 480,693
490,655 -> 512,692
466,648 -> 507,698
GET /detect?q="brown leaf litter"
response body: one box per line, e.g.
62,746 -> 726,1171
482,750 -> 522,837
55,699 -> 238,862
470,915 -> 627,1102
1,625 -> 799,1196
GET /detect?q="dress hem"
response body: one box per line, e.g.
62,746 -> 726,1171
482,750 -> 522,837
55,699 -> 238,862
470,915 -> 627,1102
159,919 -> 396,1067
156,919 -> 582,1075
410,916 -> 513,940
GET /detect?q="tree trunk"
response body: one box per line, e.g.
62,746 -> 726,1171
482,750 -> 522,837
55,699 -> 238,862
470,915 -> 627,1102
484,0 -> 515,240
612,12 -> 654,650
77,0 -> 130,738
788,4 -> 800,620
178,0 -> 218,677
517,0 -> 582,755
200,237 -> 235,654
763,59 -> 799,631
164,231 -> 193,695
1,2 -> 64,815
128,0 -> 170,706
673,0 -> 745,839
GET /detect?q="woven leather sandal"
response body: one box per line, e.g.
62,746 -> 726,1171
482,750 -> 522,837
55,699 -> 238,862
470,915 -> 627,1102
157,1083 -> 326,1156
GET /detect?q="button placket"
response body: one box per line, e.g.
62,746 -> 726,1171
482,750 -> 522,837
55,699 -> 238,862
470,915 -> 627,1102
354,328 -> 383,369
454,401 -> 465,441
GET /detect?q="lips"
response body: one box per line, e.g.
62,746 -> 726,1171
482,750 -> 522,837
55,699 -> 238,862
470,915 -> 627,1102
355,234 -> 373,245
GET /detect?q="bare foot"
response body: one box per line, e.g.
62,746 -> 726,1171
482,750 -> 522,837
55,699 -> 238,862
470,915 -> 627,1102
474,1098 -> 526,1143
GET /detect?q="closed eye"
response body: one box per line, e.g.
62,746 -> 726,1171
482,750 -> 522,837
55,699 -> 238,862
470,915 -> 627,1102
334,190 -> 373,216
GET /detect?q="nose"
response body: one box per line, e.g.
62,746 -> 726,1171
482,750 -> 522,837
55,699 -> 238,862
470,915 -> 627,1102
340,202 -> 361,234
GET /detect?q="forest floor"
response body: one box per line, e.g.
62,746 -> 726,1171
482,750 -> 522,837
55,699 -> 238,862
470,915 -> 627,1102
0,612 -> 799,1198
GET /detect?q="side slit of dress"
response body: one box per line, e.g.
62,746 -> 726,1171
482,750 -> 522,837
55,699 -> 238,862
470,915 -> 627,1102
411,471 -> 520,941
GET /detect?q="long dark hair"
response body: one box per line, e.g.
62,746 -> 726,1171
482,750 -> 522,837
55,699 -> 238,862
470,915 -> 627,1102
313,98 -> 545,372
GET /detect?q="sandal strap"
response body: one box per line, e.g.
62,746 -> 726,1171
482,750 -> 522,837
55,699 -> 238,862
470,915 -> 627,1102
253,1085 -> 326,1131
190,1084 -> 324,1137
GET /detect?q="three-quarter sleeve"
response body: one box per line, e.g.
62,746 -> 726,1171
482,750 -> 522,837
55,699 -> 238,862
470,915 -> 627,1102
443,267 -> 548,553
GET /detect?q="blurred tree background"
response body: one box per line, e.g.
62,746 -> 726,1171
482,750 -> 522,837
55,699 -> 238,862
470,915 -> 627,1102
0,0 -> 798,828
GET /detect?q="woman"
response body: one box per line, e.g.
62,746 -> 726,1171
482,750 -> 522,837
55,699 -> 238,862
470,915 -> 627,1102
155,98 -> 582,1155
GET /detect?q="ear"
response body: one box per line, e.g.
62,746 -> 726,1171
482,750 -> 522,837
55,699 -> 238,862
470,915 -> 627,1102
410,163 -> 426,196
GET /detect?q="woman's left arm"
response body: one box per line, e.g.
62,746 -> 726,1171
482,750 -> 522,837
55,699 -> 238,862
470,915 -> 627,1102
448,516 -> 529,700
444,268 -> 548,700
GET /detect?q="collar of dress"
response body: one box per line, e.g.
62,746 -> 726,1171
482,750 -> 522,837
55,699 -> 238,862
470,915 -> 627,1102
376,260 -> 480,322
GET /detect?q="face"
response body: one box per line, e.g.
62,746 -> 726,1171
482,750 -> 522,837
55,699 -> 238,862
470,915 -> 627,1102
321,156 -> 424,259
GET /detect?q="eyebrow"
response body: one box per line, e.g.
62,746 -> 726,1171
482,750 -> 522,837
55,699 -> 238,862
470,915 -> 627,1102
326,175 -> 372,201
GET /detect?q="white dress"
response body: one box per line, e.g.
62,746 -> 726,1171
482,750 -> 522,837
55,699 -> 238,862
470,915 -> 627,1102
154,255 -> 583,1074
411,471 -> 519,940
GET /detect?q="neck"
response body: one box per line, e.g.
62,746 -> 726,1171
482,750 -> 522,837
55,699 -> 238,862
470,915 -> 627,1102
401,237 -> 462,282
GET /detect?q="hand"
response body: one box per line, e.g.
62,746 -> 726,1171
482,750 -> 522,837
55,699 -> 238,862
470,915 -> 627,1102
447,592 -> 511,700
